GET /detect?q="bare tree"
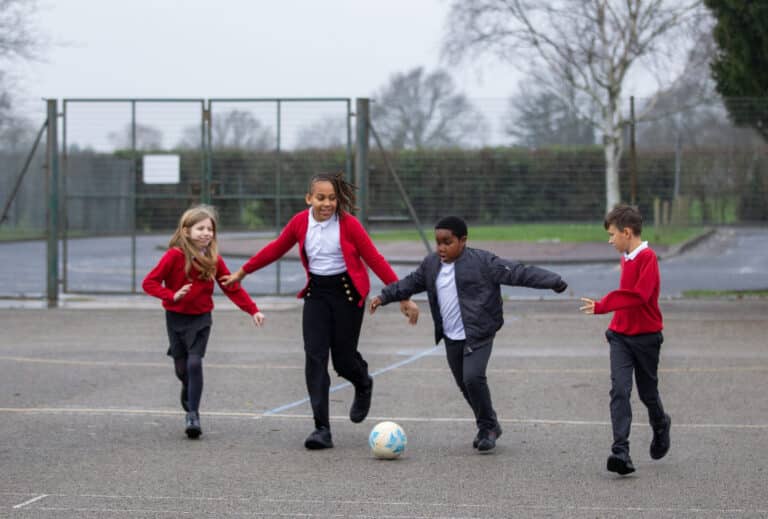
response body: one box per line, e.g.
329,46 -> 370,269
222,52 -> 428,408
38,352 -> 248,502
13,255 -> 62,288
0,0 -> 40,62
371,66 -> 487,149
211,109 -> 274,150
0,0 -> 42,150
295,116 -> 347,149
108,123 -> 164,150
635,16 -> 732,150
443,0 -> 702,213
505,81 -> 595,148
176,110 -> 275,150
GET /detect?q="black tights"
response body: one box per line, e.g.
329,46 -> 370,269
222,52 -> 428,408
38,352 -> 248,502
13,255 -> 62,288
174,354 -> 203,413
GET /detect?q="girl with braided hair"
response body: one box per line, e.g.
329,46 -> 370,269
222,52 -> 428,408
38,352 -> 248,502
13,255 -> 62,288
222,172 -> 418,449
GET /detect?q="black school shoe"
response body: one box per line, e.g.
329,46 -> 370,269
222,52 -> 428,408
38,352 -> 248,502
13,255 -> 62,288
476,428 -> 500,453
349,376 -> 373,423
607,453 -> 635,475
650,414 -> 671,460
304,427 -> 333,449
185,412 -> 202,439
473,423 -> 503,449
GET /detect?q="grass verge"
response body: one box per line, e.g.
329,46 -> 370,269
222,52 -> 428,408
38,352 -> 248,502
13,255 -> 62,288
371,223 -> 708,246
682,289 -> 768,299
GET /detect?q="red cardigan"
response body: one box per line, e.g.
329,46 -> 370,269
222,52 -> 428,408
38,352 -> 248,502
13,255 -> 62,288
242,210 -> 398,306
593,247 -> 663,335
143,247 -> 258,315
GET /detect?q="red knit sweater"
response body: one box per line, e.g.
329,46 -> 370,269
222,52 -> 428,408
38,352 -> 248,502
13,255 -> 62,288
143,247 -> 258,315
593,247 -> 663,335
241,209 -> 398,306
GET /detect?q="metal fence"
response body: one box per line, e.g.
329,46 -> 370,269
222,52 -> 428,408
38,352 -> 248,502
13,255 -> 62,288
1,95 -> 766,299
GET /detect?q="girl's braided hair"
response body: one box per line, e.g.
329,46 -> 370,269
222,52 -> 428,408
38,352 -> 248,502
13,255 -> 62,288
308,172 -> 358,216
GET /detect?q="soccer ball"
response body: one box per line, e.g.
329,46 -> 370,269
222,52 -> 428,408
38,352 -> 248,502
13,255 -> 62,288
369,421 -> 407,459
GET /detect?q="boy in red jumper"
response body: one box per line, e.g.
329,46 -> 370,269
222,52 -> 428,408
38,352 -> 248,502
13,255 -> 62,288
580,204 -> 671,476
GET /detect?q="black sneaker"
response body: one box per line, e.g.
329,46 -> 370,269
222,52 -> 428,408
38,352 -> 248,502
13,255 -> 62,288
349,376 -> 373,423
304,427 -> 333,450
650,414 -> 671,460
476,428 -> 499,453
473,423 -> 503,448
607,454 -> 635,475
185,411 -> 202,439
180,385 -> 189,412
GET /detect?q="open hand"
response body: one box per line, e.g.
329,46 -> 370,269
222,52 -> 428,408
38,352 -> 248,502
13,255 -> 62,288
219,269 -> 245,287
252,312 -> 265,327
173,283 -> 193,302
579,297 -> 596,314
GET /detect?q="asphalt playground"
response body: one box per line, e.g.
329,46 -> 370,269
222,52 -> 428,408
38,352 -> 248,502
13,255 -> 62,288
1,297 -> 767,518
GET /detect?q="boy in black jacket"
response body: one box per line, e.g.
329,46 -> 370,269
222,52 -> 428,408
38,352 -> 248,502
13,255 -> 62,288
369,216 -> 568,452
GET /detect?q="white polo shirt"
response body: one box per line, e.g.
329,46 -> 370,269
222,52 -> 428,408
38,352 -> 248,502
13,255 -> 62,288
305,210 -> 346,275
625,241 -> 649,261
436,261 -> 465,340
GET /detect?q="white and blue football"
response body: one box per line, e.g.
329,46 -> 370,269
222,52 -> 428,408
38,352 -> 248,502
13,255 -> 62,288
369,421 -> 407,459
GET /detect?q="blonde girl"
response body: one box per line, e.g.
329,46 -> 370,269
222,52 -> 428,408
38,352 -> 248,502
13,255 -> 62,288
143,205 -> 264,439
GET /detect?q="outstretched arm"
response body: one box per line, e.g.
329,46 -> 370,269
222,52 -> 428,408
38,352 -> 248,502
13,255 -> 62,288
489,255 -> 567,293
220,220 -> 300,287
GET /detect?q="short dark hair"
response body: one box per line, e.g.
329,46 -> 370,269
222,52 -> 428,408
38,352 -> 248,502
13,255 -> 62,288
435,216 -> 468,238
604,204 -> 643,236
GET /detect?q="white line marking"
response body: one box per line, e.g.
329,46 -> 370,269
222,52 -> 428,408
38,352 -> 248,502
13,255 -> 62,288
262,346 -> 440,415
2,407 -> 766,429
12,494 -> 47,509
6,498 -> 766,517
2,355 -> 766,374
0,356 -> 302,370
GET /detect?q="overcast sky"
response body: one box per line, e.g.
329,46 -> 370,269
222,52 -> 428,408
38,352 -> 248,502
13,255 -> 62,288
11,0 -> 674,150
18,0 -> 519,114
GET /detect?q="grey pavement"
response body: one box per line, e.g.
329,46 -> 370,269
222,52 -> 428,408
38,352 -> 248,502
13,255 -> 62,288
1,300 -> 767,517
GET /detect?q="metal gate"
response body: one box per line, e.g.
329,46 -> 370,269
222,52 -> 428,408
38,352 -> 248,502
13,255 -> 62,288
61,98 -> 352,295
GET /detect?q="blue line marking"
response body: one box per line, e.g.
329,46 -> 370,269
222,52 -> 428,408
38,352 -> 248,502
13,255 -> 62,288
262,345 -> 440,416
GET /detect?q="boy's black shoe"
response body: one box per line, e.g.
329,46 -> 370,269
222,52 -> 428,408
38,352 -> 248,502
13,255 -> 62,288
473,423 -> 503,448
607,454 -> 635,475
180,385 -> 189,412
476,428 -> 499,453
349,376 -> 373,423
304,427 -> 333,450
650,414 -> 671,460
185,412 -> 202,439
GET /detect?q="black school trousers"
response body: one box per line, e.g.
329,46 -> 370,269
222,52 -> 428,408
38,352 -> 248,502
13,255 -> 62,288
606,329 -> 667,457
302,272 -> 369,430
444,337 -> 498,432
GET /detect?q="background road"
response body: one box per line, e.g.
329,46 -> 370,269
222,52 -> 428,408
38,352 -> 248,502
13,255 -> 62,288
2,227 -> 767,300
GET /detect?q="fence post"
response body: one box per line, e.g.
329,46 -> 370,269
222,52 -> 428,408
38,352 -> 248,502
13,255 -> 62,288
355,98 -> 369,228
629,96 -> 638,206
46,99 -> 60,306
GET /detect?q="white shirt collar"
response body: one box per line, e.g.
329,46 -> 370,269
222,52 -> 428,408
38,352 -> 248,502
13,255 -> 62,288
625,241 -> 649,261
308,208 -> 337,229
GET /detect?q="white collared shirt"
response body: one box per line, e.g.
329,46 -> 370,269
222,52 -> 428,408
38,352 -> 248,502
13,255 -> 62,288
436,261 -> 465,340
305,209 -> 346,275
624,241 -> 649,261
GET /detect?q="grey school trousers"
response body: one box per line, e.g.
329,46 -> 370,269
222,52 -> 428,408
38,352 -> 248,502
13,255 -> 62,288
606,329 -> 667,457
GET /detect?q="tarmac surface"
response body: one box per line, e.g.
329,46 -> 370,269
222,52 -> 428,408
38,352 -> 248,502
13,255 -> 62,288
1,299 -> 767,518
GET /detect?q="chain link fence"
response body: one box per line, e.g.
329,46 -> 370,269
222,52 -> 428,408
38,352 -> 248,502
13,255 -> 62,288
1,96 -> 766,297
